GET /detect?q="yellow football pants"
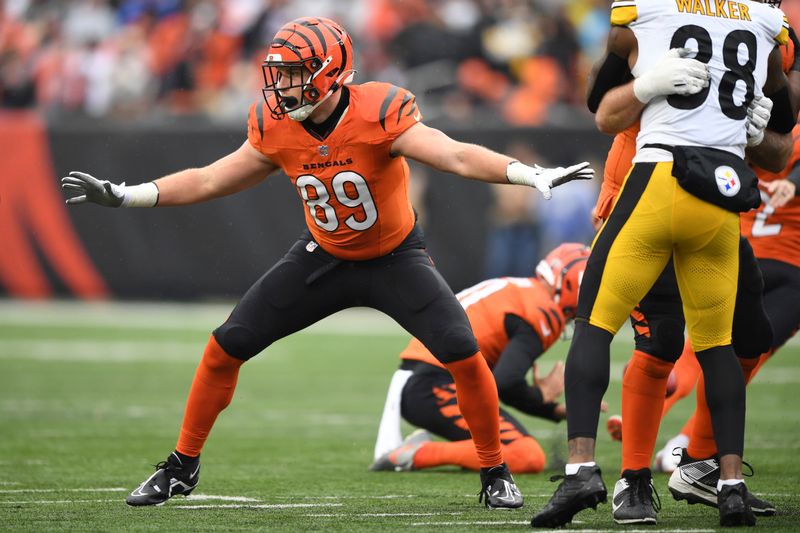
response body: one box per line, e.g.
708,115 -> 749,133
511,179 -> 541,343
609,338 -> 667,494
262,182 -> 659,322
581,161 -> 740,351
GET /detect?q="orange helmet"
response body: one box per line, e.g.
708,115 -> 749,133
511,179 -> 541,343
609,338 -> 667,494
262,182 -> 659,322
261,17 -> 355,121
535,243 -> 591,318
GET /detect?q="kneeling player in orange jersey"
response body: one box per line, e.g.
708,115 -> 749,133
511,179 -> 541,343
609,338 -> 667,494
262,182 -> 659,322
371,244 -> 591,475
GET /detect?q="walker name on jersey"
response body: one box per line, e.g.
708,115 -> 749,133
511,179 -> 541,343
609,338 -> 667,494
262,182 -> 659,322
302,158 -> 354,171
675,0 -> 751,21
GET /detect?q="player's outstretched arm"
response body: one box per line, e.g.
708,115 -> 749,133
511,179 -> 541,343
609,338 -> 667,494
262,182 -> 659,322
390,123 -> 594,200
62,141 -> 278,207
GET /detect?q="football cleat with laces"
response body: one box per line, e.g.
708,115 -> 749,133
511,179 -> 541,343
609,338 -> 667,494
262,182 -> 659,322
668,448 -> 775,516
531,465 -> 607,527
369,429 -> 432,472
612,468 -> 661,525
718,482 -> 756,527
126,452 -> 200,506
479,463 -> 524,510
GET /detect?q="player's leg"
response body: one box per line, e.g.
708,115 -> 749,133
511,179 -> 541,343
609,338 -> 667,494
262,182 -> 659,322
367,245 -> 521,509
371,365 -> 546,474
620,262 -> 685,470
534,162 -> 673,527
670,191 -> 755,526
127,235 -> 357,506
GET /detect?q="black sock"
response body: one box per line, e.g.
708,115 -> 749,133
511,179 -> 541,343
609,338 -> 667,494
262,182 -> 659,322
174,450 -> 200,464
695,345 -> 745,457
565,321 -> 614,440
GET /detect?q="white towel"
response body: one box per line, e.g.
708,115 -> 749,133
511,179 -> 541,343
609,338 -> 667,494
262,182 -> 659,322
373,369 -> 413,460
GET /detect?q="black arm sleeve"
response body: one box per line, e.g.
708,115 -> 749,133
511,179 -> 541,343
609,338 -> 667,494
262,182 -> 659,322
587,52 -> 633,113
766,86 -> 796,134
492,314 -> 561,422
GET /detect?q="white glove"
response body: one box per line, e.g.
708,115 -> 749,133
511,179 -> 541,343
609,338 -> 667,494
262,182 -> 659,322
506,161 -> 594,200
633,47 -> 710,104
62,171 -> 159,207
745,95 -> 773,147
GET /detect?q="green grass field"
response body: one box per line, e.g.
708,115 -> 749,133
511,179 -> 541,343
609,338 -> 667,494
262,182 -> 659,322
1,301 -> 798,531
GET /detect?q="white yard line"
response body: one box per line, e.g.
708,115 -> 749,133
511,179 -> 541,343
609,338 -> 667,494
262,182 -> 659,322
172,503 -> 343,509
0,487 -> 126,494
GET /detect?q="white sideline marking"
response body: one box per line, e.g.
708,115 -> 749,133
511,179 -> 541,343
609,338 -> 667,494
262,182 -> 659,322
185,494 -> 260,502
411,522 -> 529,526
172,503 -> 343,509
306,512 -> 462,517
418,523 -> 694,529
0,487 -> 126,493
0,499 -> 121,505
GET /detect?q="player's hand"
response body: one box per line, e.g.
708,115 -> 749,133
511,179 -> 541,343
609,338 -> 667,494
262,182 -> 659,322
745,95 -> 772,147
765,178 -> 796,208
62,171 -> 125,207
533,361 -> 565,404
633,47 -> 710,104
507,161 -> 594,200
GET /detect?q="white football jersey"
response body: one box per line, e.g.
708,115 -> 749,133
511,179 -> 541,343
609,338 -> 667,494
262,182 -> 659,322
611,0 -> 789,160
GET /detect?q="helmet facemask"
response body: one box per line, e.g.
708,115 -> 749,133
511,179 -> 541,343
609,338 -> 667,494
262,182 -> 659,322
262,55 -> 332,121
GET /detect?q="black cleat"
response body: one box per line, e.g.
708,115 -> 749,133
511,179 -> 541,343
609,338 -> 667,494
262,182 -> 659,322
126,452 -> 200,506
668,449 -> 776,516
612,468 -> 660,525
531,465 -> 607,528
478,463 -> 524,510
718,483 -> 756,527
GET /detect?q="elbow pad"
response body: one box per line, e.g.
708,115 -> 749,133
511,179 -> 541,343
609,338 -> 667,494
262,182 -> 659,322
587,52 -> 633,113
766,86 -> 796,134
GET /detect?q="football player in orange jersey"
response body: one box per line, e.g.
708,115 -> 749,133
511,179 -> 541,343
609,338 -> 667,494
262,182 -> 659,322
60,17 -> 594,510
369,244 -> 590,475
576,22 -> 800,526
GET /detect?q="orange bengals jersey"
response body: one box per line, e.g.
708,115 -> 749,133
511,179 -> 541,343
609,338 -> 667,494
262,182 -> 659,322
741,125 -> 800,268
247,82 -> 422,260
400,277 -> 565,369
594,123 -> 639,221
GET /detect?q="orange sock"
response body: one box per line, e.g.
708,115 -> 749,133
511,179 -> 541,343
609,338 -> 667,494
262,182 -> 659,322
739,356 -> 761,384
661,341 -> 701,418
621,350 -> 674,472
687,371 -> 717,459
443,353 -> 502,468
414,436 -> 545,473
176,336 -> 244,457
680,413 -> 695,440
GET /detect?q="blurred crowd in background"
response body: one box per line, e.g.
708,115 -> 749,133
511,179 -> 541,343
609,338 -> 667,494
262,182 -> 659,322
5,1 -> 799,287
1,0 -> 613,126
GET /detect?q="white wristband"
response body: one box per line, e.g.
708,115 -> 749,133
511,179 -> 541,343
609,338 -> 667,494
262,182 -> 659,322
121,182 -> 159,208
506,161 -> 532,186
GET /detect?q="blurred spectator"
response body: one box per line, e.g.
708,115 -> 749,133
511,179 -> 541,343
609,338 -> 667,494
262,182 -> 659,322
0,0 -> 625,124
483,141 -> 541,279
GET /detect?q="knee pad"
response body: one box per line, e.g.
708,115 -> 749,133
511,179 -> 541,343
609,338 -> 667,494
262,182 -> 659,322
213,323 -> 268,361
649,318 -> 685,363
430,324 -> 479,364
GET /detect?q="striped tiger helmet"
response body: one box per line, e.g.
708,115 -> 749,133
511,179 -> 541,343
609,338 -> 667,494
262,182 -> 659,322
262,17 -> 355,121
535,243 -> 590,319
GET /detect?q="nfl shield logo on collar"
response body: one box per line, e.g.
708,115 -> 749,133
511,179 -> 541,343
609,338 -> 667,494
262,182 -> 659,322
319,145 -> 329,157
714,165 -> 740,197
